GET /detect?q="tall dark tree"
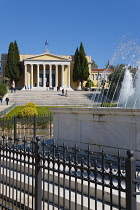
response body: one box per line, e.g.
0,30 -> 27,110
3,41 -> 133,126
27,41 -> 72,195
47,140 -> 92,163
73,42 -> 89,88
5,41 -> 21,85
73,47 -> 80,82
107,64 -> 126,101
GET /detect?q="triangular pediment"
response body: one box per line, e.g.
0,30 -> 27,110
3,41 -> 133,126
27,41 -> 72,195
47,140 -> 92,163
25,52 -> 71,61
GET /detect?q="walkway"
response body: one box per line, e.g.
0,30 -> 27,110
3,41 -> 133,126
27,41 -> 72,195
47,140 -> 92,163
0,104 -> 10,112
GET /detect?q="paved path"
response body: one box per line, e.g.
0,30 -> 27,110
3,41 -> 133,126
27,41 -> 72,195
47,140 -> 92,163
0,105 -> 10,112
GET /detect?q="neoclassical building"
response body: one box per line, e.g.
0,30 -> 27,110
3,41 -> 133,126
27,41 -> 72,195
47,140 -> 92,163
1,50 -> 92,91
91,68 -> 114,89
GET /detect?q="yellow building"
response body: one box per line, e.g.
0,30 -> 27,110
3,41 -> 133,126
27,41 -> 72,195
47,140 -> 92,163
1,50 -> 92,91
91,68 -> 114,89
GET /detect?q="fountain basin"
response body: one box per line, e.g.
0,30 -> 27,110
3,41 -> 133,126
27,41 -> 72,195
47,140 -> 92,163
51,107 -> 140,159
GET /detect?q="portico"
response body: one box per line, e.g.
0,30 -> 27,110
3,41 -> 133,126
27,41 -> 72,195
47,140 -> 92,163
23,53 -> 71,90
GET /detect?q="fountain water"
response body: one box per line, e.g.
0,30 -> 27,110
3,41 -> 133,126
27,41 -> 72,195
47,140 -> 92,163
117,64 -> 140,108
90,34 -> 140,108
117,66 -> 134,107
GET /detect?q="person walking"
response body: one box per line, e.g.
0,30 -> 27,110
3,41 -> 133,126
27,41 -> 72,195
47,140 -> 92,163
62,89 -> 64,96
0,97 -> 2,105
65,90 -> 68,97
5,97 -> 9,105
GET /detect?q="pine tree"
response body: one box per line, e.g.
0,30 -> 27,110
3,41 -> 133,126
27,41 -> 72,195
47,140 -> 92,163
5,41 -> 21,85
73,42 -> 89,88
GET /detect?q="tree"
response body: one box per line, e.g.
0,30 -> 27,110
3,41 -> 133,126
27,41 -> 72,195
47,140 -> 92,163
0,83 -> 8,96
72,47 -> 80,82
107,64 -> 126,101
5,41 -> 22,85
85,79 -> 94,88
73,42 -> 89,88
91,60 -> 98,69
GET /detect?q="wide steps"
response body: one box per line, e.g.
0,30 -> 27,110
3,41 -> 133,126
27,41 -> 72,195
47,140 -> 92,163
7,90 -> 93,106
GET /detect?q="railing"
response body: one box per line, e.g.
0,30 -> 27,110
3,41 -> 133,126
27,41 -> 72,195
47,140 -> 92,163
0,114 -> 53,142
0,139 -> 139,209
0,103 -> 16,118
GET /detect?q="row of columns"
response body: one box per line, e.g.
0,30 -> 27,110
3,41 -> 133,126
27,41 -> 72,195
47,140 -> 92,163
24,64 -> 70,88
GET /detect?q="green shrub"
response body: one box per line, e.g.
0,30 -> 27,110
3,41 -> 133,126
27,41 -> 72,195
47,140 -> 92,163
25,102 -> 36,107
18,107 -> 38,118
37,120 -> 49,129
101,103 -> 117,107
85,79 -> 94,88
0,83 -> 8,96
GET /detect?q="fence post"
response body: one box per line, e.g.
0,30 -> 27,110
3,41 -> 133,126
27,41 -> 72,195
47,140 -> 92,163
50,113 -> 52,137
34,139 -> 42,210
14,116 -> 17,140
34,114 -> 36,141
125,150 -> 136,210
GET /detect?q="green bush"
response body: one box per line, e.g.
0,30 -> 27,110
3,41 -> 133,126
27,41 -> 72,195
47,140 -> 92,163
25,102 -> 36,107
101,103 -> 117,107
0,83 -> 8,96
85,79 -> 94,88
18,107 -> 38,118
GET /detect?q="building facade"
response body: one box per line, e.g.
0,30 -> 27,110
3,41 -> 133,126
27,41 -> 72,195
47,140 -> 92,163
1,51 -> 92,91
91,68 -> 114,89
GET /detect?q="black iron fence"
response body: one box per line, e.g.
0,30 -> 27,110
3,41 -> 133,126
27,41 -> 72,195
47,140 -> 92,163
0,114 -> 53,144
0,139 -> 140,210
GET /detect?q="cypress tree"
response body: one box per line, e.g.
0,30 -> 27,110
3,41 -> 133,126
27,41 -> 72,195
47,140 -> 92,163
73,47 -> 80,82
73,42 -> 89,88
79,42 -> 89,86
5,41 -> 21,85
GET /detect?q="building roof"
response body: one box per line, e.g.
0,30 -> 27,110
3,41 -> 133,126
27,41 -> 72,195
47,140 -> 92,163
91,68 -> 114,73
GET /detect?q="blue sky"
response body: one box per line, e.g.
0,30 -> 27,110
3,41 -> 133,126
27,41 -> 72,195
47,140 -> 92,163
1,0 -> 140,68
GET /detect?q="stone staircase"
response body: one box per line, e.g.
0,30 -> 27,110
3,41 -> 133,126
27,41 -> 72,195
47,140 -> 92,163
7,90 -> 93,106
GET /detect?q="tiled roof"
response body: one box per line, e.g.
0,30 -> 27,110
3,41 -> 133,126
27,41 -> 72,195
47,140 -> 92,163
91,69 -> 114,72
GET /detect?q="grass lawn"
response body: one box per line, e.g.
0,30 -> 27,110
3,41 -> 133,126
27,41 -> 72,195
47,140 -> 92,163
4,106 -> 77,117
4,106 -> 52,117
4,105 -> 87,118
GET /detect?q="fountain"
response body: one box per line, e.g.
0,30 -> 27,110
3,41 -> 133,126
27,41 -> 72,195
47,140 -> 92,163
117,66 -> 135,107
89,34 -> 140,108
51,34 -> 140,159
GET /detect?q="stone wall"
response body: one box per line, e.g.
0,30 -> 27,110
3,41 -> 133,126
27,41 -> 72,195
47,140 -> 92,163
51,107 -> 140,159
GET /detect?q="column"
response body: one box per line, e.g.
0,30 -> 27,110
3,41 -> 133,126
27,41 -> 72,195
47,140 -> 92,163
31,64 -> 33,89
61,65 -> 64,87
68,65 -> 70,87
24,64 -> 27,88
49,64 -> 52,87
37,64 -> 39,87
43,65 -> 46,87
55,65 -> 58,88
